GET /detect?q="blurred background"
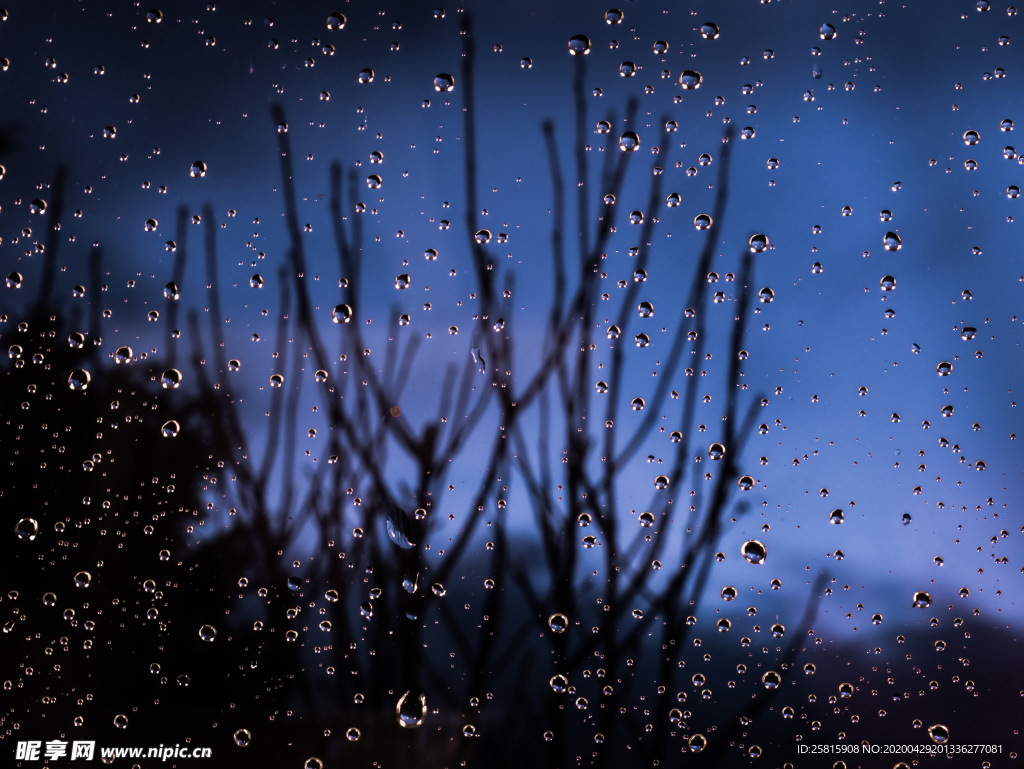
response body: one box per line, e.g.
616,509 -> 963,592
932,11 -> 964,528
1,1 -> 1022,767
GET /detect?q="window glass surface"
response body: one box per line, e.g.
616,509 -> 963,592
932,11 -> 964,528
2,2 -> 1021,767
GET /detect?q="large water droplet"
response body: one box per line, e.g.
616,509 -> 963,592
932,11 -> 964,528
386,507 -> 416,549
15,518 -> 38,541
701,22 -> 719,40
396,689 -> 427,728
568,35 -> 591,55
68,369 -> 91,391
741,539 -> 767,564
679,70 -> 703,89
618,131 -> 640,152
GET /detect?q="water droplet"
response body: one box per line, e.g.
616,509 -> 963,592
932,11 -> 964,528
395,274 -> 410,289
161,369 -> 182,389
68,369 -> 91,391
679,70 -> 703,89
15,518 -> 38,541
762,671 -> 781,689
936,361 -> 952,376
618,131 -> 640,151
232,728 -> 252,747
654,475 -> 669,490
631,397 -> 645,411
386,507 -> 416,549
6,272 -> 22,289
332,303 -> 353,324
357,68 -> 374,84
113,713 -> 128,729
327,12 -> 346,30
396,689 -> 427,728
189,160 -> 207,178
820,23 -> 837,40
475,229 -> 491,243
927,724 -> 949,744
701,22 -> 720,40
758,287 -> 774,303
604,8 -> 623,24
830,509 -> 844,524
912,590 -> 932,608
883,232 -> 902,251
548,613 -> 568,633
74,571 -> 92,588
741,539 -> 767,564
880,275 -> 896,291
568,35 -> 591,55
708,442 -> 725,460
694,214 -> 713,230
434,73 -> 454,92
161,420 -> 180,438
737,475 -> 754,491
199,624 -> 217,642
748,233 -> 769,253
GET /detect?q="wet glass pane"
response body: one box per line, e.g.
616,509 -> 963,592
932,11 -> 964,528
2,2 -> 1021,766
